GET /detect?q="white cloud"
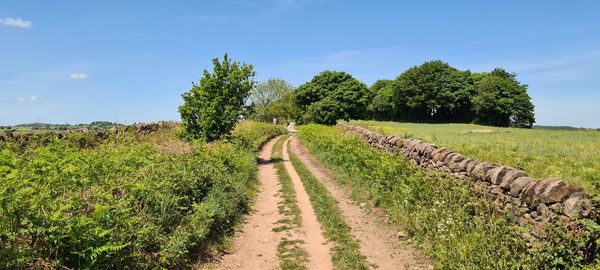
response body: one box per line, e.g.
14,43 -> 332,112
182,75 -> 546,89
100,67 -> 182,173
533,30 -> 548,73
0,17 -> 33,28
17,95 -> 39,102
70,73 -> 89,80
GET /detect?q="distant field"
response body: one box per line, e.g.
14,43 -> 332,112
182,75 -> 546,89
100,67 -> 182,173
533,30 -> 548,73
350,120 -> 600,196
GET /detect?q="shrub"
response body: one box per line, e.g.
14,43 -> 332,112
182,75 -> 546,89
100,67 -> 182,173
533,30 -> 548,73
179,54 -> 256,141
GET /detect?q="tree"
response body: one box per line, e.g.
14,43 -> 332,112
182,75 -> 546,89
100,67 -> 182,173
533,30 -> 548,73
263,91 -> 303,123
294,71 -> 372,124
391,60 -> 475,122
369,85 -> 395,120
473,68 -> 535,128
248,78 -> 295,121
179,54 -> 255,141
306,98 -> 347,125
369,79 -> 392,96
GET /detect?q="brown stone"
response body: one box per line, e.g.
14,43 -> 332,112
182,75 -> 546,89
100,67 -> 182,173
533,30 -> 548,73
542,183 -> 581,204
519,180 -> 541,205
499,170 -> 528,189
432,148 -> 450,162
490,167 -> 510,185
509,177 -> 534,197
443,152 -> 458,163
472,162 -> 491,180
484,165 -> 503,182
563,192 -> 588,217
466,161 -> 480,176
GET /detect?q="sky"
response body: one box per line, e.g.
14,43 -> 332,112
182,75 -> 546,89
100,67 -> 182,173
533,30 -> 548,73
1,1 -> 599,127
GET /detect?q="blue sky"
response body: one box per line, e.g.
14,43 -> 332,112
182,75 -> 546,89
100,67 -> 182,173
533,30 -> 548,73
1,1 -> 599,127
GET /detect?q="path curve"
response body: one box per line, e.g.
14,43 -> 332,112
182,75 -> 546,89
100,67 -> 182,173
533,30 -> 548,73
290,136 -> 432,270
210,137 -> 283,270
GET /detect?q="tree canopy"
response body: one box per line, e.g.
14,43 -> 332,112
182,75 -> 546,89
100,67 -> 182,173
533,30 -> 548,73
249,78 -> 295,121
179,54 -> 255,141
391,60 -> 475,122
473,68 -> 535,128
294,71 -> 372,124
364,61 -> 535,128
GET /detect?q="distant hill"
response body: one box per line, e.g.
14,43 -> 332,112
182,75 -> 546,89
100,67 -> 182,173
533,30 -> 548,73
0,121 -> 123,131
533,125 -> 600,131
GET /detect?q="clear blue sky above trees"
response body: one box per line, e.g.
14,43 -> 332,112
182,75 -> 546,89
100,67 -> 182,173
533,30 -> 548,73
1,0 -> 599,127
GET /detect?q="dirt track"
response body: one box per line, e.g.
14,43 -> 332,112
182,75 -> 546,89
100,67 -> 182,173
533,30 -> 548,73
290,136 -> 431,270
210,137 -> 283,270
209,134 -> 431,270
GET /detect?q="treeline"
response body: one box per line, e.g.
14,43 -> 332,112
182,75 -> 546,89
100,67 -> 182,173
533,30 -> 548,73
249,60 -> 535,128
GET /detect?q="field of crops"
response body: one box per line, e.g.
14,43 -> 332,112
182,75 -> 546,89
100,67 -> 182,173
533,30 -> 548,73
298,124 -> 597,269
350,120 -> 600,196
0,121 -> 284,269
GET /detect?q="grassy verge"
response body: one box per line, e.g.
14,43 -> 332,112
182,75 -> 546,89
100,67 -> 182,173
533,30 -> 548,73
349,120 -> 600,196
287,138 -> 370,270
271,135 -> 308,270
298,124 -> 598,269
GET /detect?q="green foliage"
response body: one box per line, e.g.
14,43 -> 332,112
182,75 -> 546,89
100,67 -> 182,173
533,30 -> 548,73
391,60 -> 476,122
294,71 -> 372,124
473,68 -> 535,128
368,84 -> 395,120
297,124 -> 596,269
229,120 -> 286,151
369,79 -> 392,95
368,62 -> 535,128
179,54 -> 256,141
265,91 -> 303,124
249,78 -> 298,122
0,122 -> 280,268
306,98 -> 347,125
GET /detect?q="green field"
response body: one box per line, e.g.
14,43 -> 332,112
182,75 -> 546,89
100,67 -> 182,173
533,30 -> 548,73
350,120 -> 600,196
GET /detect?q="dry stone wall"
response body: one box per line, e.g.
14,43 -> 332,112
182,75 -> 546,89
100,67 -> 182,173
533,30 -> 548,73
338,123 -> 593,237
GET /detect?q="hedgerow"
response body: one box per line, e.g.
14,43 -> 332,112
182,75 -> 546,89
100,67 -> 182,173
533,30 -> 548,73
0,121 -> 283,269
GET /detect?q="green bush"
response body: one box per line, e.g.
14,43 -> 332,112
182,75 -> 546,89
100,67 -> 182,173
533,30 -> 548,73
0,122 -> 279,269
179,54 -> 256,141
297,124 -> 595,269
230,120 -> 286,151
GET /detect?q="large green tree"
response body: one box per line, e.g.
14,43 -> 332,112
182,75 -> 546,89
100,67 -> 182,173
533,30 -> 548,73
392,60 -> 475,122
294,71 -> 372,124
179,54 -> 255,141
473,68 -> 535,128
368,79 -> 395,120
248,78 -> 295,121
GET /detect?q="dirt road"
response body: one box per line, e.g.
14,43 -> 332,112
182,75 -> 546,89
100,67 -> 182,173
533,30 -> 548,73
210,137 -> 284,270
209,134 -> 431,270
281,136 -> 332,269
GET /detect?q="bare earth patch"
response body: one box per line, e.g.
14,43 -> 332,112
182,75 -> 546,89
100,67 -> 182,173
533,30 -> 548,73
206,137 -> 283,270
